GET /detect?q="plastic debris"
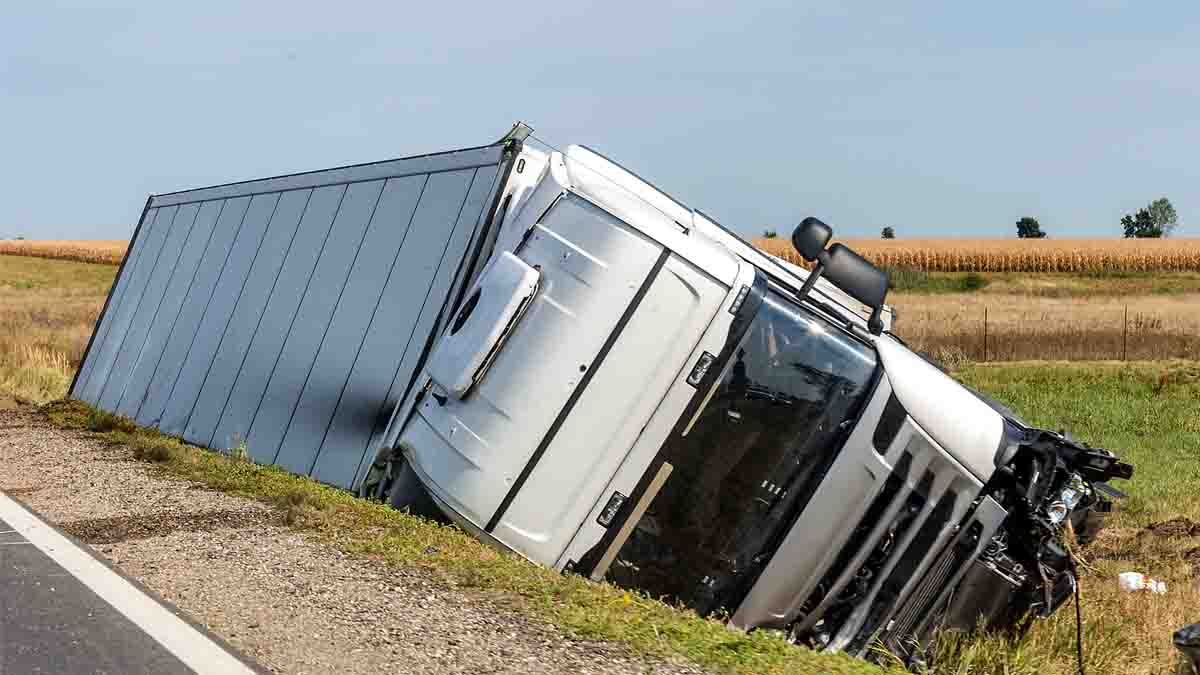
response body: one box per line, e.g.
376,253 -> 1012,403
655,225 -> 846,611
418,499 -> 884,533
1118,571 -> 1167,594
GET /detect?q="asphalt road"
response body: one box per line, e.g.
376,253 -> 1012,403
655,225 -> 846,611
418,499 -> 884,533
0,491 -> 257,675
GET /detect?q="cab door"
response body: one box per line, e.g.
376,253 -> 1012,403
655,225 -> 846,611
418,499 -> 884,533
402,193 -> 673,539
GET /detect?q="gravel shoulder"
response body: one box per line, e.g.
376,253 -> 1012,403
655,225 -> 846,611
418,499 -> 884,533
0,404 -> 705,675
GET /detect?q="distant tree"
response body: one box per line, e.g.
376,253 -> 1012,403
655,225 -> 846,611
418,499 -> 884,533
1147,197 -> 1178,237
1122,208 -> 1162,238
1015,217 -> 1046,238
881,226 -> 896,239
762,228 -> 778,239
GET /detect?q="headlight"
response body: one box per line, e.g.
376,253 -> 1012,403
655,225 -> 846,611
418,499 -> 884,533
1047,501 -> 1070,525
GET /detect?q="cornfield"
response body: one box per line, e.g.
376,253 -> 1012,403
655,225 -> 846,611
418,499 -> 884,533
753,238 -> 1200,273
0,240 -> 127,265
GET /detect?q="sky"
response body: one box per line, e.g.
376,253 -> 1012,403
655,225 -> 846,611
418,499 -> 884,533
2,1 -> 1197,240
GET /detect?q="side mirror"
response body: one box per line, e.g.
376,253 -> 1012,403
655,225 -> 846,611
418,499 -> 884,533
824,244 -> 888,309
791,217 -> 833,262
790,218 -> 890,335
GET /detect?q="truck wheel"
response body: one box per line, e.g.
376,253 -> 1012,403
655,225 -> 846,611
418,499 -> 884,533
388,457 -> 446,523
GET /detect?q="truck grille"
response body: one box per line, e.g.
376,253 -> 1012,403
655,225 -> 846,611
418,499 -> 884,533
880,521 -> 983,657
793,430 -> 988,654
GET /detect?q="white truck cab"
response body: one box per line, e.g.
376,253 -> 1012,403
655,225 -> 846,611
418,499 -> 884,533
381,137 -> 1130,665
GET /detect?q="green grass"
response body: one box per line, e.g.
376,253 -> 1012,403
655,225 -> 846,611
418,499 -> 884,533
43,360 -> 1200,675
0,254 -> 116,293
950,361 -> 1200,675
957,361 -> 1200,527
883,267 -> 990,294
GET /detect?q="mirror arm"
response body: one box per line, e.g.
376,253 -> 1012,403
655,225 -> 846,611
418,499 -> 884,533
867,306 -> 884,336
796,251 -> 829,301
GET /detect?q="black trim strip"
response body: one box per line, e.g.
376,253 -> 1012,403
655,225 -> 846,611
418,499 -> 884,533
69,195 -> 153,398
873,392 -> 907,454
485,247 -> 672,533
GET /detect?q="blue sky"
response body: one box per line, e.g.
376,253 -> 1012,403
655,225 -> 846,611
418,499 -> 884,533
2,1 -> 1196,240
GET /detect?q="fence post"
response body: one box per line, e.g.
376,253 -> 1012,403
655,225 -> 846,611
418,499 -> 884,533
1122,305 -> 1128,361
983,306 -> 988,362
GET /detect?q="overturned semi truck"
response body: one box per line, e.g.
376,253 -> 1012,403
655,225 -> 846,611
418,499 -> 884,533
73,122 -> 1132,666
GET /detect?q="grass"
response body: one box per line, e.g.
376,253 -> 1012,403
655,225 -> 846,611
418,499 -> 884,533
0,255 -> 115,404
889,291 -> 1200,361
949,361 -> 1200,675
884,267 -> 990,294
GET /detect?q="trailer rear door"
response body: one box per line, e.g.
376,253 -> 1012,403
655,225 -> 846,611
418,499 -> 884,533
71,140 -> 517,490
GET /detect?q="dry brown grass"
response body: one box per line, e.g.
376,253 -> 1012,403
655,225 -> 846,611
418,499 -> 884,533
891,292 -> 1200,362
0,239 -> 127,265
755,237 -> 1200,273
0,254 -> 114,403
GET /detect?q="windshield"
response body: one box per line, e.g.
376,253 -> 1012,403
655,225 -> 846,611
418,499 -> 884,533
606,291 -> 879,614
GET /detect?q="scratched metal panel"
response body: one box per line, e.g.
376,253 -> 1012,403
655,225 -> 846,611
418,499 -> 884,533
72,142 -> 512,489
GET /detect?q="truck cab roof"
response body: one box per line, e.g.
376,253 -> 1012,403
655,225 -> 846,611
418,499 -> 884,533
551,145 -> 892,333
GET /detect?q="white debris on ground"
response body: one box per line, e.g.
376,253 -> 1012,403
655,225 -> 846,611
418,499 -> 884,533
0,405 -> 705,675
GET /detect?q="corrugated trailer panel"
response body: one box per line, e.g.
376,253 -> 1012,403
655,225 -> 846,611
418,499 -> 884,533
316,167 -> 500,488
72,141 -> 513,490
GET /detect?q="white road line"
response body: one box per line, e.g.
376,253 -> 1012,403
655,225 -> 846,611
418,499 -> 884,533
0,491 -> 256,675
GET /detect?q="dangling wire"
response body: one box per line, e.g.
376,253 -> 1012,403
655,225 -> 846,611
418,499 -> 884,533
1072,558 -> 1085,675
1065,519 -> 1086,675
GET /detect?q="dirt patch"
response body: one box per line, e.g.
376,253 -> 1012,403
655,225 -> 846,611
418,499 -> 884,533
60,508 -> 275,545
1147,518 -> 1200,538
0,485 -> 44,497
0,396 -> 19,411
1154,364 -> 1200,394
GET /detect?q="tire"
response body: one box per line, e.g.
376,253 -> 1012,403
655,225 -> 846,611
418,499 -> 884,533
388,457 -> 446,522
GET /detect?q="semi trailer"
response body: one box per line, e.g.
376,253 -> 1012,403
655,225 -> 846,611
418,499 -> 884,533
74,123 -> 1132,666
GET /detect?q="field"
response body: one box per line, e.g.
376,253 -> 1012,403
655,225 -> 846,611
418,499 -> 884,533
2,251 -> 1199,674
0,254 -> 115,404
0,239 -> 127,265
752,238 -> 1200,362
891,290 -> 1200,362
755,237 -> 1200,273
